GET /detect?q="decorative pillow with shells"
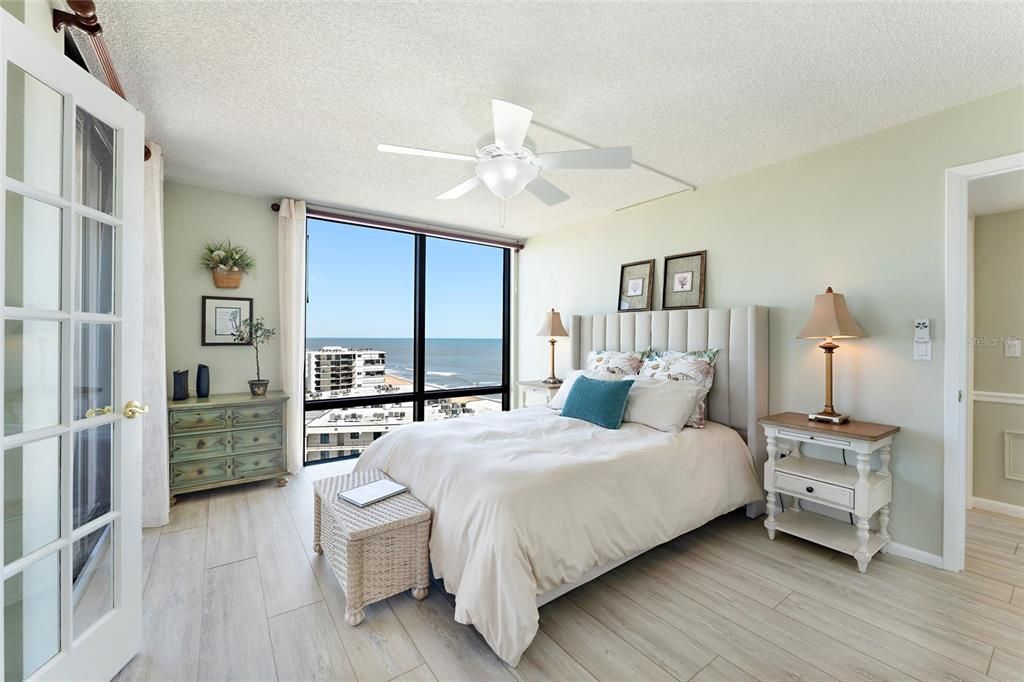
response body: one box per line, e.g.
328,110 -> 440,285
585,350 -> 645,376
639,349 -> 720,427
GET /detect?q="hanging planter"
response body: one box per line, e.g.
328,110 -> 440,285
200,240 -> 255,289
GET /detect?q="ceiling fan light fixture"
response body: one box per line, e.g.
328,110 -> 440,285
474,156 -> 538,199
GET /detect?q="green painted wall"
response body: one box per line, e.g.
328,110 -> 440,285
163,181 -> 281,396
519,86 -> 1024,557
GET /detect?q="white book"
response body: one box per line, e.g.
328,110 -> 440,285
338,478 -> 408,508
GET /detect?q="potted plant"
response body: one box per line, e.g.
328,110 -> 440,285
232,317 -> 276,396
200,240 -> 256,289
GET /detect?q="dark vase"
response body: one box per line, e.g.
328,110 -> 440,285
172,370 -> 189,401
196,364 -> 210,399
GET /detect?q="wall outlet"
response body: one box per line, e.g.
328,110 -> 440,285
1006,338 -> 1022,358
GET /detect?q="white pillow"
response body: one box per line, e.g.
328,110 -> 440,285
547,370 -> 621,410
623,377 -> 709,432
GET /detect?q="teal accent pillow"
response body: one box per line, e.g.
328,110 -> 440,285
560,376 -> 635,429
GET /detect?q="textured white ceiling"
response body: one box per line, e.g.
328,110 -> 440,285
99,2 -> 1024,238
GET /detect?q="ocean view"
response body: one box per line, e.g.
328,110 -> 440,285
306,337 -> 503,389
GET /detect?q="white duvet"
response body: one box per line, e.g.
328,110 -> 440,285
354,407 -> 761,665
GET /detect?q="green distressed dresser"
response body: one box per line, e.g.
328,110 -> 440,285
167,392 -> 289,503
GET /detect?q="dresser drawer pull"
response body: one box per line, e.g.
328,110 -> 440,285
806,486 -> 814,493
197,439 -> 206,448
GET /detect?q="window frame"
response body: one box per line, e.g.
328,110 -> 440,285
303,217 -> 512,466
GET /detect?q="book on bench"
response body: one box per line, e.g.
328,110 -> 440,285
338,478 -> 408,508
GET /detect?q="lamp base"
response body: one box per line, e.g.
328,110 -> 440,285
542,376 -> 563,386
809,411 -> 850,424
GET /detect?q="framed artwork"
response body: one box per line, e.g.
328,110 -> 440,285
662,250 -> 706,310
201,296 -> 253,346
618,259 -> 655,312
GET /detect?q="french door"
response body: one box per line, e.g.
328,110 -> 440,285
1,11 -> 144,681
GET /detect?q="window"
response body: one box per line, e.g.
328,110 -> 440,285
304,218 -> 511,464
319,433 -> 329,445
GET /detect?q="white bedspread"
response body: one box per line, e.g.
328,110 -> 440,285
354,407 -> 761,665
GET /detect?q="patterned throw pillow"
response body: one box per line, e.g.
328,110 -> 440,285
639,349 -> 720,428
585,350 -> 645,376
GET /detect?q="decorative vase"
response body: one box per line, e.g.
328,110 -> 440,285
196,364 -> 210,399
212,269 -> 242,288
248,379 -> 269,397
172,370 -> 189,401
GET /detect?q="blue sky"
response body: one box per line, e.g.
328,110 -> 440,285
306,219 -> 504,338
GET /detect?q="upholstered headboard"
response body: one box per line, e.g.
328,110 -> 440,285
570,306 -> 769,509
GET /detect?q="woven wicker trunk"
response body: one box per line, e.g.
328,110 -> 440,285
313,470 -> 431,625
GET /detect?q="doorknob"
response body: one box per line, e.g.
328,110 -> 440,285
123,400 -> 150,419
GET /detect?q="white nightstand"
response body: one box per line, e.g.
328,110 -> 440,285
760,413 -> 900,573
518,380 -> 560,407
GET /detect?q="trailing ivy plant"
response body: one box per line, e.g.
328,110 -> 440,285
199,240 -> 256,273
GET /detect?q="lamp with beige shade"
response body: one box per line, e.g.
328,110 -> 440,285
798,287 -> 865,424
536,308 -> 569,385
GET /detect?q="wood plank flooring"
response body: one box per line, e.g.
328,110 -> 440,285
117,464 -> 1024,681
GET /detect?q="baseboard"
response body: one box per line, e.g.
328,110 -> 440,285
969,496 -> 1024,519
886,542 -> 944,569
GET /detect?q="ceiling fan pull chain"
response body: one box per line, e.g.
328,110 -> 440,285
499,198 -> 508,229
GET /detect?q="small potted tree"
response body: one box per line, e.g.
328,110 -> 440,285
200,240 -> 256,288
233,317 -> 276,396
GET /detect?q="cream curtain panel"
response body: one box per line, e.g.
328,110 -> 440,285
278,199 -> 307,473
142,143 -> 170,527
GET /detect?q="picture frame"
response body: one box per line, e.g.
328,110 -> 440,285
662,250 -> 706,310
617,259 -> 655,312
201,296 -> 253,346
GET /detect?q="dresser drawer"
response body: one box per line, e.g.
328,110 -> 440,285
170,433 -> 230,462
233,450 -> 285,477
231,403 -> 284,428
775,471 -> 854,509
171,457 -> 231,489
169,408 -> 229,434
231,426 -> 283,454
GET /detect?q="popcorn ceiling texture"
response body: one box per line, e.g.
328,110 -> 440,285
100,2 -> 1023,238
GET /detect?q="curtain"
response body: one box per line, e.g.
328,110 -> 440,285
142,143 -> 170,527
278,199 -> 307,473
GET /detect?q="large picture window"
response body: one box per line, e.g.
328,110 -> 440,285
303,216 -> 511,464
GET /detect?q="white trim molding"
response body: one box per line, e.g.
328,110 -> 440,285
944,151 -> 1024,572
973,391 -> 1024,406
969,496 -> 1024,520
886,542 -> 944,569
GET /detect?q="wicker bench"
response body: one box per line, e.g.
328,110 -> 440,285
313,470 -> 431,625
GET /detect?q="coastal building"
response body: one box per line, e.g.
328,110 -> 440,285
305,346 -> 386,398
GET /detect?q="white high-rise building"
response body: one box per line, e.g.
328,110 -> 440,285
304,346 -> 386,398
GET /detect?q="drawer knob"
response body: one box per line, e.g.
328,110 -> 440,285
197,439 -> 206,448
806,486 -> 814,493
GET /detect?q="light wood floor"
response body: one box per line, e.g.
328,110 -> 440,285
117,464 -> 1024,682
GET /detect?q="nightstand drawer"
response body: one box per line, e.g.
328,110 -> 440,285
777,428 -> 852,448
775,471 -> 853,509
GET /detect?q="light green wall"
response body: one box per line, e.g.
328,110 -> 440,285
163,181 -> 281,396
972,208 -> 1024,506
518,86 -> 1024,557
973,209 -> 1024,394
1,1 -> 62,49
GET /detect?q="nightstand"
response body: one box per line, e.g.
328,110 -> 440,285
760,413 -> 900,573
518,380 -> 560,407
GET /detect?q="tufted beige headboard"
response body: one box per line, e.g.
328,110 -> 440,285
570,306 -> 770,509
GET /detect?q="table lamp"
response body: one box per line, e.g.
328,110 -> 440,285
798,287 -> 865,424
536,308 -> 569,385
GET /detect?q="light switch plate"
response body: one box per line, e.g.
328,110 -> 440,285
914,341 -> 932,361
1006,338 -> 1022,358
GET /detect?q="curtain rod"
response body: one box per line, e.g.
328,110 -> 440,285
271,202 -> 524,251
53,0 -> 151,161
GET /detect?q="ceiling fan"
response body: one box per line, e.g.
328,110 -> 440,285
377,99 -> 632,208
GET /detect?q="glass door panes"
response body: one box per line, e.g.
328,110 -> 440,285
4,319 -> 62,436
75,107 -> 115,215
4,191 -> 61,309
5,63 -> 62,196
3,438 -> 61,565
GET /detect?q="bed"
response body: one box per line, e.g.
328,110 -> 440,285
354,306 -> 769,666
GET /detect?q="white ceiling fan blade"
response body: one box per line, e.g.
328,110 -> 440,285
437,176 -> 482,200
377,143 -> 476,162
526,176 -> 570,206
534,146 -> 632,170
492,99 -> 533,153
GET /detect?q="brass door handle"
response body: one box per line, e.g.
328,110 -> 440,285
85,406 -> 113,418
123,400 -> 150,419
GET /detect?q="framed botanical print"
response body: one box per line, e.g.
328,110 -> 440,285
201,296 -> 253,346
618,259 -> 655,312
662,250 -> 706,310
